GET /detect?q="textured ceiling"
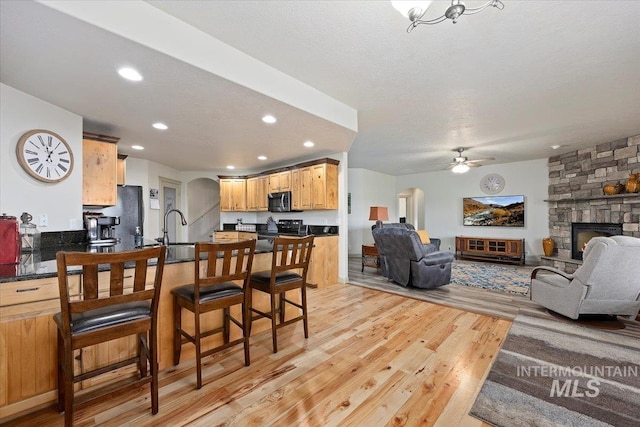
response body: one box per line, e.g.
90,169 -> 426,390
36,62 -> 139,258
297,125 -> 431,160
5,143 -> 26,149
2,1 -> 639,175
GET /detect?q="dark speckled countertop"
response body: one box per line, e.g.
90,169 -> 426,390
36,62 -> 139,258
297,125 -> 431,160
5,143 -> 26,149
0,239 -> 276,283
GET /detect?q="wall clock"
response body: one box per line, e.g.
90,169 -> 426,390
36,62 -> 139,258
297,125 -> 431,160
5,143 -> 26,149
16,129 -> 74,183
480,173 -> 505,194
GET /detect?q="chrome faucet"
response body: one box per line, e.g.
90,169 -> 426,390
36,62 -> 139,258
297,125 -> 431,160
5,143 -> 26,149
160,209 -> 187,245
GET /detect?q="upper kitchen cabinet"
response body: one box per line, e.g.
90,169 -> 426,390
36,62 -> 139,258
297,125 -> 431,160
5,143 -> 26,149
268,170 -> 291,192
246,177 -> 258,211
256,175 -> 269,211
116,154 -> 127,186
246,176 -> 269,211
82,133 -> 119,206
297,161 -> 338,210
220,178 -> 247,212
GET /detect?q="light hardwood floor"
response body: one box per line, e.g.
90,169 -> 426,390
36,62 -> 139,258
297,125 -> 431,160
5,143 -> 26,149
349,257 -> 540,320
6,278 -> 507,426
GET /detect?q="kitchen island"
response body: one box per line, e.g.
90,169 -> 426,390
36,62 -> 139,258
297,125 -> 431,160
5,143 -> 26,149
0,238 -> 309,421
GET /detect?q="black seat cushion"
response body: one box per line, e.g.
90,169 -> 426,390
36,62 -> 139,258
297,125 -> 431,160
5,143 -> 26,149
171,282 -> 243,304
249,270 -> 302,286
53,301 -> 151,334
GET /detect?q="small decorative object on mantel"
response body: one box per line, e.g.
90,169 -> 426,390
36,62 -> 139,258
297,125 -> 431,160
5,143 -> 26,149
542,237 -> 555,257
603,182 -> 624,195
625,173 -> 638,193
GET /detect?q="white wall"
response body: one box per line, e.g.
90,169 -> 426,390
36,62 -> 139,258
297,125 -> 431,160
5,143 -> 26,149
396,159 -> 549,262
347,168 -> 397,253
0,84 -> 83,231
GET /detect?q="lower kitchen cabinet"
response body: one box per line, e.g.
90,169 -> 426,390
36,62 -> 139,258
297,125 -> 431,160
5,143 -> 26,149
307,236 -> 338,287
0,253 -> 293,420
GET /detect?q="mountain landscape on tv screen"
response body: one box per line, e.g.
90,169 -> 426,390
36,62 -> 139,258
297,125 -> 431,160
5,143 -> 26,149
463,196 -> 525,227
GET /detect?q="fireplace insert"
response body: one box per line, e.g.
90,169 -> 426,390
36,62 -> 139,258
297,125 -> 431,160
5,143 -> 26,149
571,222 -> 622,260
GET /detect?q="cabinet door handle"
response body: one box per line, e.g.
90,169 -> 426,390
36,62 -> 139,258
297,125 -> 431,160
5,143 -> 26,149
16,287 -> 39,293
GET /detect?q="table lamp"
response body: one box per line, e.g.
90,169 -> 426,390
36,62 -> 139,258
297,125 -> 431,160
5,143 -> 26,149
369,206 -> 389,228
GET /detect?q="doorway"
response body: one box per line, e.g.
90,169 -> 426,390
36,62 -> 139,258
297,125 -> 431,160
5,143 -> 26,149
159,177 -> 183,243
398,187 -> 425,228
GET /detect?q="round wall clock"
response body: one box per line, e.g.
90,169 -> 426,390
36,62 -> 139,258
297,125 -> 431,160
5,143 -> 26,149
16,129 -> 74,183
480,173 -> 505,194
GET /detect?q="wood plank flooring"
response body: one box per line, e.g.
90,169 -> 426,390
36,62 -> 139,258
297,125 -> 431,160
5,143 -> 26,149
350,257 -> 539,320
4,282 -> 508,426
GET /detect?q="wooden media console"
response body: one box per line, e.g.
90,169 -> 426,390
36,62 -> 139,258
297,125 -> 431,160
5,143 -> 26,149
455,236 -> 525,265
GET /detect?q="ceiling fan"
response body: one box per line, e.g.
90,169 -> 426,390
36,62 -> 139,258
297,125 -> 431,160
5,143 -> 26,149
447,148 -> 495,173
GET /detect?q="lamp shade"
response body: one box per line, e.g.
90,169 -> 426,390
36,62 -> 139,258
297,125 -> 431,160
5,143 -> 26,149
369,206 -> 389,221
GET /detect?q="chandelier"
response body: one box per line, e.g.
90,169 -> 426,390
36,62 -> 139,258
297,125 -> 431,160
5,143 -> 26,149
391,0 -> 505,32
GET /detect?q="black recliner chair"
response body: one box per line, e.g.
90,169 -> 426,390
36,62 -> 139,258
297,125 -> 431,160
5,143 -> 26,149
372,227 -> 453,289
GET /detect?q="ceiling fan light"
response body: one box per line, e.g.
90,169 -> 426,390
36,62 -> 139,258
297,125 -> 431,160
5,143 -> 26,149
452,163 -> 470,174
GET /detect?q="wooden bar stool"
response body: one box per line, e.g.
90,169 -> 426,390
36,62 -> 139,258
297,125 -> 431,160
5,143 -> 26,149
54,246 -> 166,427
171,239 -> 256,389
249,235 -> 314,353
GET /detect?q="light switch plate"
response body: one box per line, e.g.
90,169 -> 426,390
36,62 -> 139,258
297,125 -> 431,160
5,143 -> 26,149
39,214 -> 48,227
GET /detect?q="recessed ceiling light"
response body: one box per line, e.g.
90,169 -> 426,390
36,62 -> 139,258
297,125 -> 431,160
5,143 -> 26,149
303,141 -> 314,147
226,165 -> 235,170
550,144 -> 562,150
132,145 -> 144,150
262,115 -> 277,124
152,122 -> 168,130
258,155 -> 267,161
117,67 -> 143,81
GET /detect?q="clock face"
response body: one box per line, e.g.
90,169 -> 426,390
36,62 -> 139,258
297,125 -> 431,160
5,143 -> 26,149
480,173 -> 505,194
16,129 -> 74,183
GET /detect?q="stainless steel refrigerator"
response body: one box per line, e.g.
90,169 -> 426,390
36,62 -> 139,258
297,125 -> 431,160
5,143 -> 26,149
100,185 -> 144,246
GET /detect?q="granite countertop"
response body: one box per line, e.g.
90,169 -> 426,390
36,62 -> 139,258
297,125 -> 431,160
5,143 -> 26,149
0,239 -> 275,283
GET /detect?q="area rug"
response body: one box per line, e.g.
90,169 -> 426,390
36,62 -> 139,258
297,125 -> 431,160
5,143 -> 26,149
451,260 -> 532,295
469,311 -> 640,426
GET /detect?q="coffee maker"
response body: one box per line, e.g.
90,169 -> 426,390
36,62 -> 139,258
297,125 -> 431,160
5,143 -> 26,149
85,214 -> 120,246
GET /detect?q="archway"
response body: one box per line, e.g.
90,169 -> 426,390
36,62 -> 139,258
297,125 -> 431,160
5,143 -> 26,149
187,177 -> 220,241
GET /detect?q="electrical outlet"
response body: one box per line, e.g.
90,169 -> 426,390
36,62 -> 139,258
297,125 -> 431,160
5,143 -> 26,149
70,219 -> 77,229
39,214 -> 48,227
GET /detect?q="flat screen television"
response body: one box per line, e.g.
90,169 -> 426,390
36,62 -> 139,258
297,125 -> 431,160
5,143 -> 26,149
463,195 -> 525,227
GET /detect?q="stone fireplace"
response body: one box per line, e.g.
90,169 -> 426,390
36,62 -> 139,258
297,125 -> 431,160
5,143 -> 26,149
544,135 -> 639,272
571,222 -> 622,260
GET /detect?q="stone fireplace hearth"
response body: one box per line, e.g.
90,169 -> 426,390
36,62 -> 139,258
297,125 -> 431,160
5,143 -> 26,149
543,135 -> 639,272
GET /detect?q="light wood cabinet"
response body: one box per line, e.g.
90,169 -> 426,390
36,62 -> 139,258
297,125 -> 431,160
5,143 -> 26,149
220,159 -> 339,212
0,254 -> 287,418
246,176 -> 269,212
256,176 -> 269,211
213,231 -> 257,242
82,138 -> 118,206
116,154 -> 127,185
268,171 -> 291,192
455,236 -> 525,265
307,236 -> 339,288
311,163 -> 338,209
294,163 -> 338,210
219,178 -> 246,212
291,169 -> 301,210
246,177 -> 258,211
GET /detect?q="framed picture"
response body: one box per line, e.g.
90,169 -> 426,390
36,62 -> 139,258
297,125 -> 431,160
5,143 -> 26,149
463,195 -> 525,227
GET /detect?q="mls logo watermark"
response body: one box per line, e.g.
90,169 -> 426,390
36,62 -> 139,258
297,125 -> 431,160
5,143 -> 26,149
549,378 -> 600,398
516,365 -> 638,398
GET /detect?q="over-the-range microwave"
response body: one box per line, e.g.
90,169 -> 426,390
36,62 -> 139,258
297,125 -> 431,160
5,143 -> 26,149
268,191 -> 301,212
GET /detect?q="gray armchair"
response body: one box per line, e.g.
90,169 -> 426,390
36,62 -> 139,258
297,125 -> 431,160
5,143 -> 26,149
530,236 -> 640,319
371,223 -> 441,254
372,227 -> 453,289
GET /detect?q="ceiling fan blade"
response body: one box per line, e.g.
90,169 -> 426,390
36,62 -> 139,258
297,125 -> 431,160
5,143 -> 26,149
465,157 -> 495,164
